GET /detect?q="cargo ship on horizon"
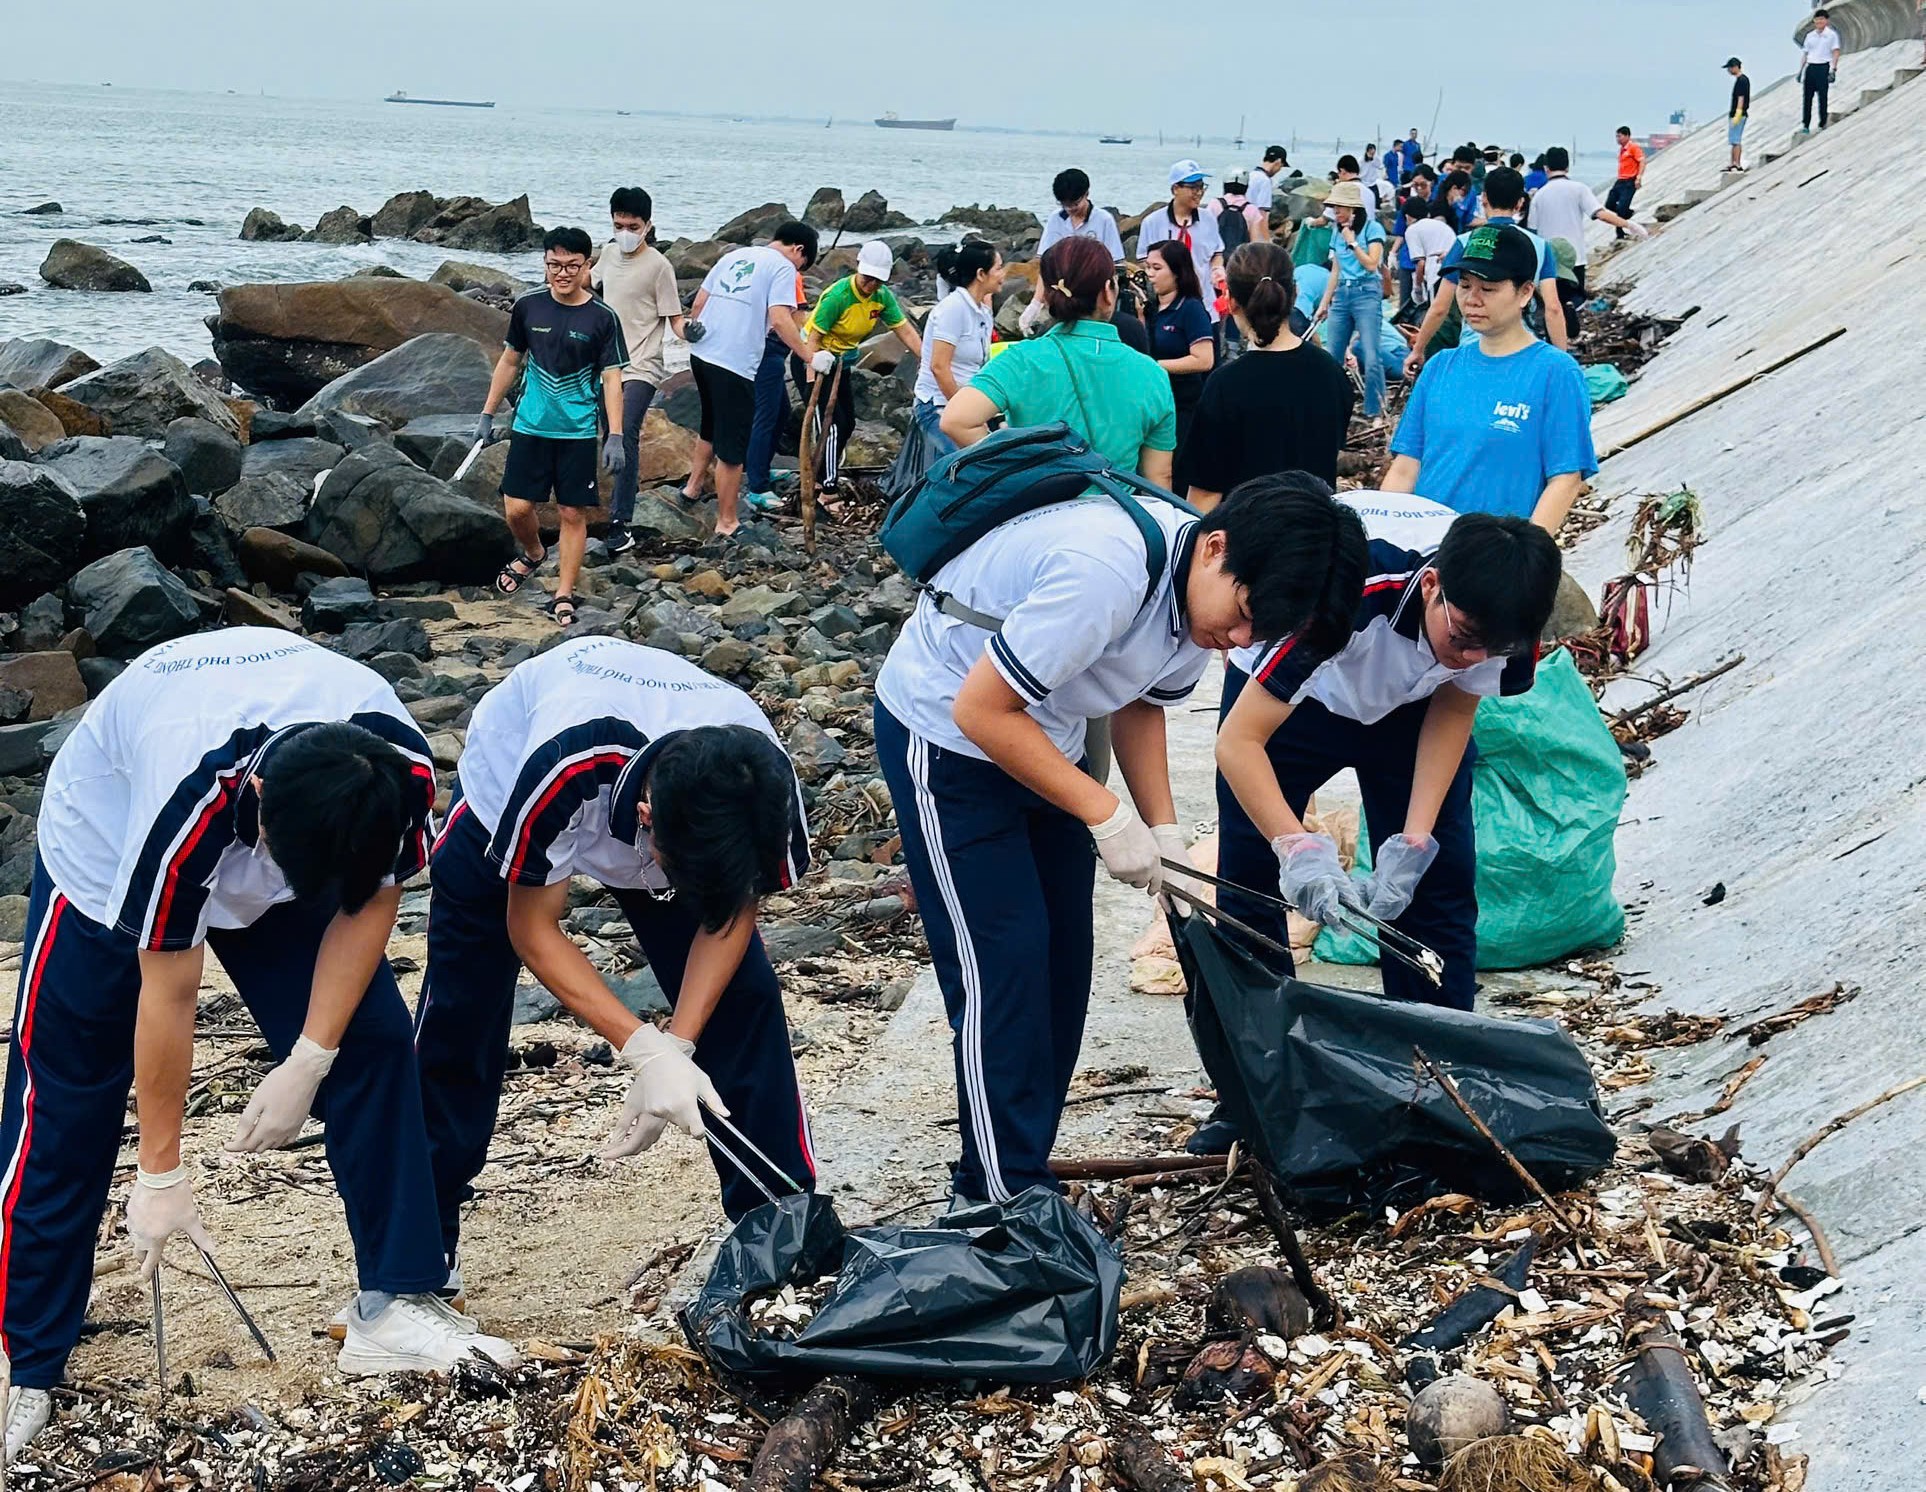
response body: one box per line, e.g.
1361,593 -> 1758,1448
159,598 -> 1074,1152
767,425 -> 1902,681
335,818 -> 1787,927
875,112 -> 955,131
385,91 -> 496,109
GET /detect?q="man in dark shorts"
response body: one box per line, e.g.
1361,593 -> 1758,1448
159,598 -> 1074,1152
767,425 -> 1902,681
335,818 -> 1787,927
476,226 -> 627,628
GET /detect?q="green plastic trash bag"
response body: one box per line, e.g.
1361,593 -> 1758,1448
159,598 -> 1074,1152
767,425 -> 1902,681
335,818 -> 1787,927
1584,363 -> 1629,405
1313,649 -> 1626,971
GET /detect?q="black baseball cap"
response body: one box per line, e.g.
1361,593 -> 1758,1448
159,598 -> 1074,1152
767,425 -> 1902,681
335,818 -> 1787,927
1450,224 -> 1539,284
1263,145 -> 1288,162
1724,56 -> 1743,67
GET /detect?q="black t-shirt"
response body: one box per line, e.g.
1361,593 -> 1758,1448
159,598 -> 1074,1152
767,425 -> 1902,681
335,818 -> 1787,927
506,290 -> 627,439
1181,341 -> 1354,493
1730,73 -> 1751,116
1145,295 -> 1215,411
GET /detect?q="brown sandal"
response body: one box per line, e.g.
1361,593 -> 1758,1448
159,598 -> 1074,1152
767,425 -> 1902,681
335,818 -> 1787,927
549,593 -> 578,627
496,548 -> 546,595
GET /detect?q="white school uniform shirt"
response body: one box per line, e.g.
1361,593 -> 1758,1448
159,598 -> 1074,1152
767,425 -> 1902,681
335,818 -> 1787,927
1037,204 -> 1127,262
692,246 -> 801,380
913,287 -> 995,406
1245,167 -> 1275,211
1801,27 -> 1841,64
454,637 -> 811,891
875,499 -> 1208,762
1137,205 -> 1227,320
38,629 -> 436,951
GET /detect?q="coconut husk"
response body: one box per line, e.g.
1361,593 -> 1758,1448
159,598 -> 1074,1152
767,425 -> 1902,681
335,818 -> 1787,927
1438,1435 -> 1591,1492
1298,1453 -> 1394,1492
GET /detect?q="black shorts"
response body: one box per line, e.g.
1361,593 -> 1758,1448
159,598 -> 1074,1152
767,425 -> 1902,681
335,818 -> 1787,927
502,431 -> 599,507
691,355 -> 756,467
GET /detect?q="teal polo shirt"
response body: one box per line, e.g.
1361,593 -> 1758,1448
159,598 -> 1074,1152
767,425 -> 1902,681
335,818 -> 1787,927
969,320 -> 1177,469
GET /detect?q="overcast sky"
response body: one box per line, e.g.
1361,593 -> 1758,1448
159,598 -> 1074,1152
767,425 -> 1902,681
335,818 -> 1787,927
5,1 -> 1821,146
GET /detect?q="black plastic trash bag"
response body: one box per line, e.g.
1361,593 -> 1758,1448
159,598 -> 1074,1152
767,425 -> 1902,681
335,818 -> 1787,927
680,1187 -> 1125,1386
882,408 -> 937,500
1175,912 -> 1615,1215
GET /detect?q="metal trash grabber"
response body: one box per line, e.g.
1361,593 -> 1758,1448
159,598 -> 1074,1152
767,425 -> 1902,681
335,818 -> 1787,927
193,1243 -> 277,1362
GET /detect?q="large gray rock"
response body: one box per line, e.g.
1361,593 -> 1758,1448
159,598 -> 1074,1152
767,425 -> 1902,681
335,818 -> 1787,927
39,239 -> 151,292
239,207 -> 305,242
416,194 -> 543,252
304,206 -> 372,244
842,190 -> 914,233
210,279 -> 508,409
307,442 -> 512,583
215,471 -> 309,531
664,239 -> 727,279
370,190 -> 440,239
162,416 -> 244,495
0,337 -> 98,390
39,437 -> 195,559
68,547 -> 200,656
301,576 -> 378,632
0,461 -> 88,605
803,187 -> 845,228
395,413 -> 481,476
60,347 -> 240,440
295,333 -> 494,429
429,260 -> 529,298
715,202 -> 793,244
0,722 -> 53,777
239,435 -> 343,489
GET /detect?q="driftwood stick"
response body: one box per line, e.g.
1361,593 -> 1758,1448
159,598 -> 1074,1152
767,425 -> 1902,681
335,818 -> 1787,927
1600,327 -> 1846,459
1773,1192 -> 1841,1278
1753,1073 -> 1926,1219
797,372 -> 828,554
1413,1048 -> 1582,1238
1050,1155 -> 1224,1182
1246,1164 -> 1339,1330
1607,654 -> 1745,725
747,1376 -> 884,1492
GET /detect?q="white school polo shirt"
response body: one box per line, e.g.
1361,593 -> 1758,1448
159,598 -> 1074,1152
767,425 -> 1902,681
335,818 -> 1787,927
875,498 -> 1208,762
38,629 -> 436,951
454,637 -> 811,891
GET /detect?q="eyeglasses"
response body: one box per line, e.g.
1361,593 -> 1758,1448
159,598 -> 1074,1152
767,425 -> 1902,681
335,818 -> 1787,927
544,259 -> 588,277
1433,583 -> 1526,658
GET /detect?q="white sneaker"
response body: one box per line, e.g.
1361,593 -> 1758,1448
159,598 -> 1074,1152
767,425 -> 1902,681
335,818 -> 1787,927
336,1294 -> 520,1376
328,1262 -> 467,1340
6,1385 -> 53,1463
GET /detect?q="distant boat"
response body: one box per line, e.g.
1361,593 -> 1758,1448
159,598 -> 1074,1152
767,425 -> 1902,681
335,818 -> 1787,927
1099,134 -> 1133,145
875,112 -> 955,131
617,110 -> 632,117
385,91 -> 495,109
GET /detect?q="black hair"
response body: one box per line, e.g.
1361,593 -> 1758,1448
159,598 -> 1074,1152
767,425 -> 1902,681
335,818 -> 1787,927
1814,8 -> 1828,17
1263,145 -> 1288,163
771,219 -> 820,268
1225,241 -> 1294,346
1509,153 -> 1525,169
1144,238 -> 1204,303
543,225 -> 594,260
646,726 -> 798,933
1530,154 -> 1547,170
1451,146 -> 1478,165
1545,145 -> 1571,172
1402,195 -> 1432,221
609,186 -> 653,220
1038,236 -> 1115,324
259,723 -> 417,915
935,238 -> 1000,291
1432,513 -> 1562,653
1483,167 -> 1526,211
1442,170 -> 1472,200
1616,125 -> 1633,138
1052,167 -> 1091,205
1336,153 -> 1360,175
1198,472 -> 1368,653
1416,163 -> 1439,182
1364,143 -> 1378,157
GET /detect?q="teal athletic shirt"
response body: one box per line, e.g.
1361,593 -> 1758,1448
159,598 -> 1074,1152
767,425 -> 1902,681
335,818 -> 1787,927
506,289 -> 627,440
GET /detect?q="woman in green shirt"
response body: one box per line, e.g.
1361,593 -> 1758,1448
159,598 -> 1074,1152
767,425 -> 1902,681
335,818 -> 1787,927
941,236 -> 1176,486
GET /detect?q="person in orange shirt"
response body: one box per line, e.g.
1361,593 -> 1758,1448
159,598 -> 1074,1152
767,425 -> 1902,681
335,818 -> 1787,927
1605,126 -> 1645,240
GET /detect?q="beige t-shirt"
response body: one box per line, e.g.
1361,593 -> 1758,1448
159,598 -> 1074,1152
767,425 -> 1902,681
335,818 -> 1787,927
594,241 -> 682,385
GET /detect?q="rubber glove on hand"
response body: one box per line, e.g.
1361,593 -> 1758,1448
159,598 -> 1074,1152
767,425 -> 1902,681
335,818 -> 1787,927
682,318 -> 707,343
126,1165 -> 216,1283
601,433 -> 627,475
1150,822 -> 1203,915
227,1035 -> 335,1152
1091,801 -> 1163,892
1363,833 -> 1438,920
1272,832 -> 1360,928
475,412 -> 499,446
602,1026 -> 727,1160
1627,223 -> 1651,240
809,350 -> 837,375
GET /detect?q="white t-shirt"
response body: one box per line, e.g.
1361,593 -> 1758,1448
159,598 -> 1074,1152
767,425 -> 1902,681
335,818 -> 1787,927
913,287 -> 995,406
595,241 -> 683,385
1038,205 -> 1126,263
875,499 -> 1207,761
1403,218 -> 1457,297
693,246 -> 801,380
1801,26 -> 1841,64
455,637 -> 810,891
1137,205 -> 1227,320
38,630 -> 435,950
1527,176 -> 1604,267
1245,167 -> 1276,210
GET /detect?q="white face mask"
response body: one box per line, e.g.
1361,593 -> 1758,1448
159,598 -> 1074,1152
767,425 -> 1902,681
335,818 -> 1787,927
613,229 -> 644,254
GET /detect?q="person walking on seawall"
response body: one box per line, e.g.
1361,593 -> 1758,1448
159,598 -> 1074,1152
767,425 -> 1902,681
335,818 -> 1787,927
1391,172 -> 1435,313
912,240 -> 1004,459
1799,10 -> 1841,132
1139,161 -> 1228,334
796,241 -> 923,487
1524,147 -> 1643,301
1400,129 -> 1424,176
0,630 -> 520,1462
872,451 -> 1368,1204
683,220 -> 819,536
1360,143 -> 1386,196
1386,225 -> 1598,533
1399,196 -> 1457,316
1605,126 -> 1645,238
1184,242 -> 1352,509
1245,147 -> 1291,242
1310,180 -> 1389,430
592,187 -> 690,556
1038,168 -> 1126,262
1724,59 -> 1752,170
413,637 -> 817,1268
1142,241 -> 1216,487
478,227 -> 627,630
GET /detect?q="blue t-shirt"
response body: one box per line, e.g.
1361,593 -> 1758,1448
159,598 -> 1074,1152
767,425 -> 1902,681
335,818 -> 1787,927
1145,296 -> 1214,362
1525,168 -> 1549,193
1331,218 -> 1388,283
1390,340 -> 1598,520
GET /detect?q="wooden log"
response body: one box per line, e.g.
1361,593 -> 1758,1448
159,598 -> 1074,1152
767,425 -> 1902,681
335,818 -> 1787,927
747,1376 -> 884,1492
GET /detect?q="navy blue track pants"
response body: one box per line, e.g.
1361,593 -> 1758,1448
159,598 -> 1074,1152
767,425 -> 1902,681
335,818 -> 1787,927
1213,665 -> 1479,1009
873,703 -> 1096,1203
411,804 -> 815,1240
0,856 -> 445,1389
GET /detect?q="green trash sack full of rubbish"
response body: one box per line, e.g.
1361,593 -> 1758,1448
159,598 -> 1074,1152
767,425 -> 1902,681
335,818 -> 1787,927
1584,363 -> 1629,405
1314,648 -> 1627,970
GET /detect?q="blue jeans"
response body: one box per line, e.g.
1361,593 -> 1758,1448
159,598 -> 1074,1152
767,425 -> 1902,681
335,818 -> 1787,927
1326,278 -> 1385,417
611,378 -> 657,523
742,332 -> 791,493
912,398 -> 957,458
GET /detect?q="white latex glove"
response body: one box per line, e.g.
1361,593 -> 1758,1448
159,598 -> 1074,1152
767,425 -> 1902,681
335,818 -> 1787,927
226,1035 -> 336,1153
602,1026 -> 728,1160
1628,222 -> 1651,240
1150,823 -> 1204,916
809,350 -> 836,375
1091,801 -> 1163,893
1272,831 -> 1362,929
126,1165 -> 216,1283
